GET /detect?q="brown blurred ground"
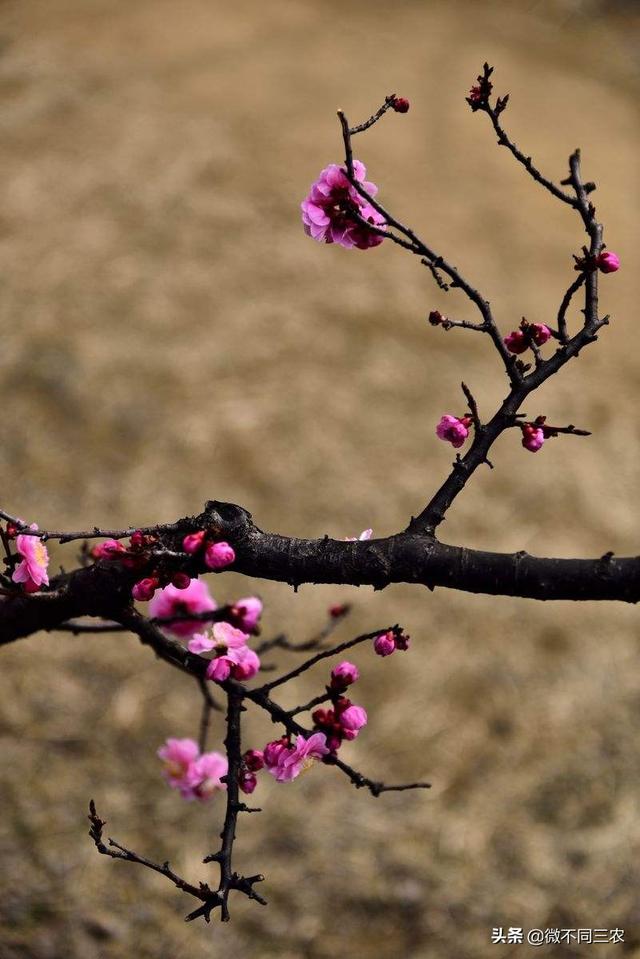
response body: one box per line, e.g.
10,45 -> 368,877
0,1 -> 639,956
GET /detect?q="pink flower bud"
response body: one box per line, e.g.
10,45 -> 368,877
206,657 -> 232,682
340,704 -> 368,732
243,749 -> 264,772
5,522 -> 20,539
231,596 -> 263,632
392,96 -> 410,113
331,661 -> 359,689
435,414 -> 471,449
171,572 -> 191,590
329,603 -> 349,618
230,648 -> 261,681
183,530 -> 206,554
204,541 -> 236,570
531,323 -> 551,346
263,737 -> 289,769
597,250 -> 620,274
92,538 -> 126,560
374,631 -> 396,657
129,530 -> 147,549
504,330 -> 528,354
312,708 -> 334,728
521,425 -> 545,453
238,770 -> 258,794
132,577 -> 159,602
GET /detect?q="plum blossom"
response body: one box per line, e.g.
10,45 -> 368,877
91,538 -> 126,560
331,661 -> 359,689
504,330 -> 528,354
183,530 -> 206,554
131,577 -> 159,602
230,596 -> 263,633
148,578 -> 217,637
374,631 -> 396,657
597,250 -> 620,273
339,704 -> 368,737
374,629 -> 410,656
344,528 -> 373,542
12,524 -> 49,593
188,621 -> 260,683
531,323 -> 551,346
436,415 -> 472,449
301,161 -> 385,250
157,739 -> 227,801
157,738 -> 200,797
522,424 -> 545,452
204,541 -> 236,570
264,732 -> 329,783
190,752 -> 228,801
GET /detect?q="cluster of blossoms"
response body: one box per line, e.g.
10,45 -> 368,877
158,738 -> 227,802
147,577 -> 262,638
503,319 -> 552,356
91,527 -> 237,603
160,622 -> 413,800
5,522 -> 50,593
310,660 -> 368,753
301,160 -> 385,251
189,621 -> 261,682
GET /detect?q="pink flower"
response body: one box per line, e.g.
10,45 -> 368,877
374,631 -> 396,657
531,323 -> 551,346
230,596 -> 263,632
230,647 -> 261,681
522,425 -> 545,452
264,732 -> 329,783
597,250 -> 620,273
188,620 -> 246,655
339,704 -> 368,732
301,161 -> 385,250
190,751 -> 228,801
243,749 -> 264,772
238,770 -> 258,794
12,524 -> 50,593
331,661 -> 360,689
204,541 -> 236,570
436,415 -> 471,449
188,622 -> 260,683
263,737 -> 289,769
157,737 -> 200,797
92,538 -> 126,560
149,578 -> 217,637
132,577 -> 159,602
345,528 -> 373,542
391,96 -> 410,114
183,530 -> 206,554
504,330 -> 528,354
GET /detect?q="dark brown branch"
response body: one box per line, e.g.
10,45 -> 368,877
472,64 -> 577,208
337,108 -> 518,384
325,754 -> 431,797
557,272 -> 586,343
88,801 -> 222,919
258,625 -> 400,694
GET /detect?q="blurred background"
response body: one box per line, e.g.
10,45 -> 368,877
0,0 -> 639,956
